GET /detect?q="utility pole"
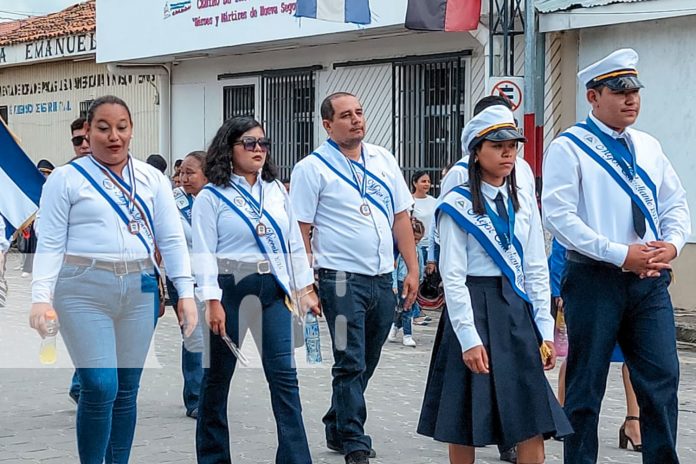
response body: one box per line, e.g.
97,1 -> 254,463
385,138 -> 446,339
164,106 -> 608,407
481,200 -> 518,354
524,0 -> 545,188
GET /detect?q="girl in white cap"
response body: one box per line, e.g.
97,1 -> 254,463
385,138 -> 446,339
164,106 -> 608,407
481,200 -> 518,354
417,105 -> 571,463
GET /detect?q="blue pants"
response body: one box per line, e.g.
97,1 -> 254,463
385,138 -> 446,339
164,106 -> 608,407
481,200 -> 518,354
561,263 -> 679,464
53,264 -> 159,464
318,269 -> 395,455
196,272 -> 310,464
166,277 -> 205,414
394,280 -> 413,336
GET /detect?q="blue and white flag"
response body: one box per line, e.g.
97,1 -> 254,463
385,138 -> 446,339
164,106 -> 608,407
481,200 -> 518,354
0,120 -> 45,240
296,0 -> 371,25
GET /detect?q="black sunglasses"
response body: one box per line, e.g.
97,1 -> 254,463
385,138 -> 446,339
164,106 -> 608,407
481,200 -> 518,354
235,136 -> 271,152
71,135 -> 87,147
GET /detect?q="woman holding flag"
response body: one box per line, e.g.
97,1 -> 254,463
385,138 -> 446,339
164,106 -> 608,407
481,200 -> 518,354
192,116 -> 320,464
29,95 -> 198,463
417,105 -> 571,463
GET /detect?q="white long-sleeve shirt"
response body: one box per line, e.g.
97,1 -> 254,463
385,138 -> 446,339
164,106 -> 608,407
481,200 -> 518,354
32,156 -> 194,303
439,182 -> 552,352
428,156 -> 536,262
542,113 -> 691,266
191,174 -> 314,302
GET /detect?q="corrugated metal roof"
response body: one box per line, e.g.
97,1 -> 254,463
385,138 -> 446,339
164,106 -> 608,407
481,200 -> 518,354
536,0 -> 649,13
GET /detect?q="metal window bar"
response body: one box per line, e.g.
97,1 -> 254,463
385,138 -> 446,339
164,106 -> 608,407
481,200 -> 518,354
393,56 -> 467,197
223,85 -> 255,120
79,99 -> 94,119
261,70 -> 315,181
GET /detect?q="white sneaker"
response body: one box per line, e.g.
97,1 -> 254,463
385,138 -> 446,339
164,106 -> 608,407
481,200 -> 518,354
21,272 -> 31,278
402,335 -> 416,347
387,324 -> 399,343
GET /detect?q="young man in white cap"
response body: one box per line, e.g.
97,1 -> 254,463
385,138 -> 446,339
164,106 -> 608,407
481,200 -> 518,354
291,92 -> 418,464
542,48 -> 691,463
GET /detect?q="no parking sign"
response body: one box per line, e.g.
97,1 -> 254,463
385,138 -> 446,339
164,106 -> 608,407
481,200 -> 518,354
486,76 -> 525,123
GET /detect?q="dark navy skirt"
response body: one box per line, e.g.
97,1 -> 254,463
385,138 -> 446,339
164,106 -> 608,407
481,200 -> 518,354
417,276 -> 573,448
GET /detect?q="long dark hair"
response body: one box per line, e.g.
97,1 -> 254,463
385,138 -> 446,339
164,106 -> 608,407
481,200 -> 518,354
467,141 -> 520,216
205,116 -> 278,186
410,170 -> 429,194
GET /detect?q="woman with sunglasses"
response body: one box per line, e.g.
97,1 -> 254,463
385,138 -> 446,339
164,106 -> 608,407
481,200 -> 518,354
193,116 -> 320,464
30,95 -> 198,463
417,105 -> 571,463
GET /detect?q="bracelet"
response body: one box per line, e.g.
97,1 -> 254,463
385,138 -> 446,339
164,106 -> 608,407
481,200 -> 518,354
299,288 -> 314,298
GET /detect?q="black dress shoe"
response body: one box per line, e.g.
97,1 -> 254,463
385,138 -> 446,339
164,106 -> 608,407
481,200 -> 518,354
499,446 -> 517,463
327,441 -> 376,458
345,450 -> 370,464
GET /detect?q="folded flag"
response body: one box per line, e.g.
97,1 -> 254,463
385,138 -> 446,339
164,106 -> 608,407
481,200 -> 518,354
405,0 -> 482,32
296,0 -> 371,25
0,119 -> 45,240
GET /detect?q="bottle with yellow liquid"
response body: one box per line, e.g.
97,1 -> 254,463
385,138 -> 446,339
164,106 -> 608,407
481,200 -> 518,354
39,309 -> 58,365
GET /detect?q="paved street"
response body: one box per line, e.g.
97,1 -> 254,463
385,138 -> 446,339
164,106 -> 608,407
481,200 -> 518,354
1,252 -> 696,463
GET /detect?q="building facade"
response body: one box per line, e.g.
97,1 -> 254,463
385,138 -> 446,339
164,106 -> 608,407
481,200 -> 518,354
0,1 -> 160,167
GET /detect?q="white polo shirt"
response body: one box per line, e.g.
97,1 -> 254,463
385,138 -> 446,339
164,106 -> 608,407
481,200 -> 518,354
542,113 -> 691,266
291,139 -> 413,276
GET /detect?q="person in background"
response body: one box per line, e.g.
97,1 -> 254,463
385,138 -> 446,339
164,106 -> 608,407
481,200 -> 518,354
68,119 -> 90,403
70,117 -> 90,158
30,95 -> 197,463
388,217 -> 425,347
410,171 -> 435,326
146,154 -> 168,175
167,150 -> 207,419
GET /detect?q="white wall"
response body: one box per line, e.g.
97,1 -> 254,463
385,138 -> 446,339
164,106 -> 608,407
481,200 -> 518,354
577,16 -> 696,241
170,31 -> 483,157
0,60 -> 160,167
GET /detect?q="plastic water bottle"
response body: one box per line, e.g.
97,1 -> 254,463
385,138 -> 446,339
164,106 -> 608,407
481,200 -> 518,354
39,309 -> 58,365
304,312 -> 322,365
554,310 -> 569,357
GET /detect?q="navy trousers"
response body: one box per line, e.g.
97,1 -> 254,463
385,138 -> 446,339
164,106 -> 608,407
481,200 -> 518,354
318,269 -> 395,456
561,263 -> 679,464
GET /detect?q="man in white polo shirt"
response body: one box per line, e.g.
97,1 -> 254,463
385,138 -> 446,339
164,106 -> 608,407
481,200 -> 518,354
291,92 -> 418,464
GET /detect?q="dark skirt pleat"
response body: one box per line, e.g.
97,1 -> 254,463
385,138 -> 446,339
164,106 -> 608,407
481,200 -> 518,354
417,277 -> 573,448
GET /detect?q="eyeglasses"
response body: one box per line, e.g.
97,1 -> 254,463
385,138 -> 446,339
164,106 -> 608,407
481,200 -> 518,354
234,137 -> 271,152
71,135 -> 87,147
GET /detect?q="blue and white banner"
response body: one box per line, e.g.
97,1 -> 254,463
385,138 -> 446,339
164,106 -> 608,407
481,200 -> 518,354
296,0 -> 371,24
0,120 -> 46,240
437,186 -> 529,304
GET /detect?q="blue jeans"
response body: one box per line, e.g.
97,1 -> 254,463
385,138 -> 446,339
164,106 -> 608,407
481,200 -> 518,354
393,280 -> 413,336
318,269 -> 395,455
196,272 -> 310,464
562,264 -> 679,464
166,277 -> 205,414
53,264 -> 159,464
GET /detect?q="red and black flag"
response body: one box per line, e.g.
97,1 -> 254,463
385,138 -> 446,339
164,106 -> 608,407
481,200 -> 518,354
405,0 -> 482,32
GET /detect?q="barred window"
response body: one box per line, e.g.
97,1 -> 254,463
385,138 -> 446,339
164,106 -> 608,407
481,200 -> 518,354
223,85 -> 255,120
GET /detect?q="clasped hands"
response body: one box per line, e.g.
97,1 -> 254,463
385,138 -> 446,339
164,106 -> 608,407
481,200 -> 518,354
622,241 -> 677,278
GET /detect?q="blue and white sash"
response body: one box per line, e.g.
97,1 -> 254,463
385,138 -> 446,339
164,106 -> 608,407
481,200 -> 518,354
70,159 -> 156,258
173,187 -> 193,225
437,186 -> 529,304
560,120 -> 660,238
310,140 -> 395,225
204,183 -> 293,299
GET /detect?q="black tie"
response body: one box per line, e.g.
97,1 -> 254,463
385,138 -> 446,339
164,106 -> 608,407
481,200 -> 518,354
494,192 -> 509,222
616,137 -> 646,238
